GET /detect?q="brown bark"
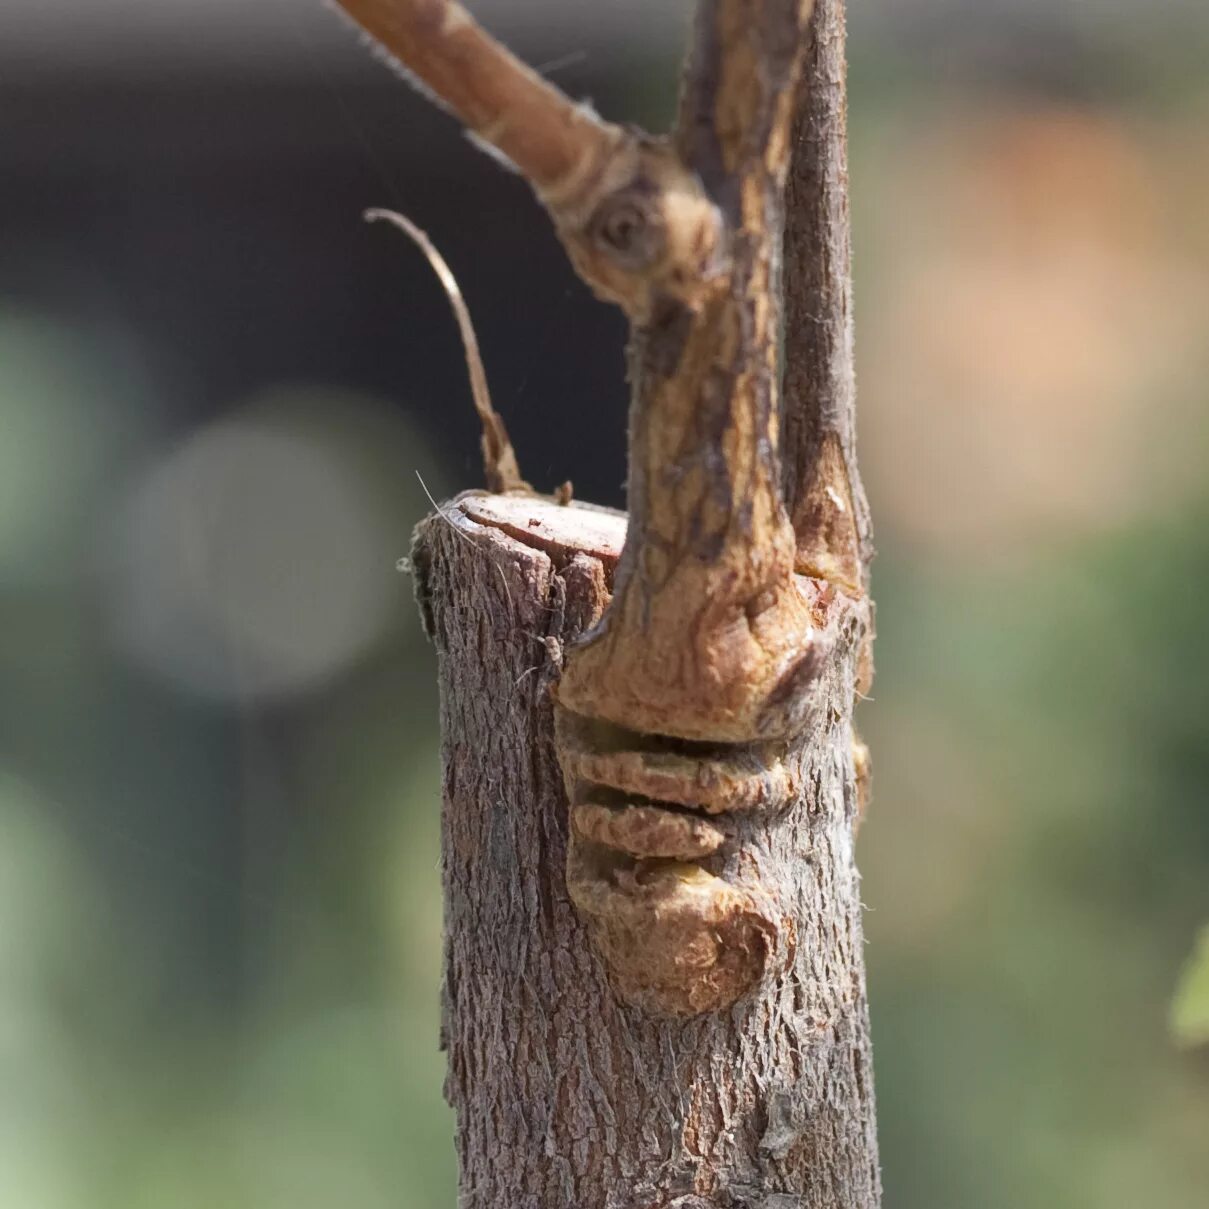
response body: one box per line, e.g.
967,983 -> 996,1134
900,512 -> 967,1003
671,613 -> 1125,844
364,208 -> 528,494
336,0 -> 880,1203
413,493 -> 878,1207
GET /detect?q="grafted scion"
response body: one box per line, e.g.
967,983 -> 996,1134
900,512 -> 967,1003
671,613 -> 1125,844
555,569 -> 864,1016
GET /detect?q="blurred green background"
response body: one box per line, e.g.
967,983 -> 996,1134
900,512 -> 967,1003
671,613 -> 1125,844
2,2 -> 1207,1205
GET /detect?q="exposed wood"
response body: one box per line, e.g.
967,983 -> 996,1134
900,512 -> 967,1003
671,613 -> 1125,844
413,494 -> 880,1207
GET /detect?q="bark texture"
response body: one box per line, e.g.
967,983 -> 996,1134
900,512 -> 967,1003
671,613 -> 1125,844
413,493 -> 879,1208
782,0 -> 873,595
340,0 -> 882,1201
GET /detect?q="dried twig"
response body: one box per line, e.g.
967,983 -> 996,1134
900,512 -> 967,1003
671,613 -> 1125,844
333,0 -> 726,319
365,207 -> 527,493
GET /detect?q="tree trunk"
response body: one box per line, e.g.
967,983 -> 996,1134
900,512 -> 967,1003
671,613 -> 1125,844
784,0 -> 874,594
413,488 -> 877,1208
337,0 -> 880,1203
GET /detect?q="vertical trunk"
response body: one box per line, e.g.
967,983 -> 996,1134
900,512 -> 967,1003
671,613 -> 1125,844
413,488 -> 879,1207
337,0 -> 880,1203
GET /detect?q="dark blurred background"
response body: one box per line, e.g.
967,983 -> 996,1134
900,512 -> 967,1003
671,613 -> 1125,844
2,2 -> 1208,1205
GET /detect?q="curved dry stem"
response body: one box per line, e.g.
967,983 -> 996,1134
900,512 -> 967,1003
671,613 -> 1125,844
365,207 -> 527,493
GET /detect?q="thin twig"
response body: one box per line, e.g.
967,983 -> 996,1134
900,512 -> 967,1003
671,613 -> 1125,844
367,208 -> 528,493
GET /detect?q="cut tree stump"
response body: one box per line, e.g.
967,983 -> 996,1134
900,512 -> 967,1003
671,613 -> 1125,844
412,492 -> 879,1208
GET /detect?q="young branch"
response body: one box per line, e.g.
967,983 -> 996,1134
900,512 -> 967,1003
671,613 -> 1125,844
335,0 -> 614,196
335,0 -> 726,319
558,0 -> 823,748
365,207 -> 528,493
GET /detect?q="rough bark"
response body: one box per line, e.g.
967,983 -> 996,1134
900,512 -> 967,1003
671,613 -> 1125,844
783,0 -> 873,595
336,0 -> 880,1203
413,492 -> 878,1208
